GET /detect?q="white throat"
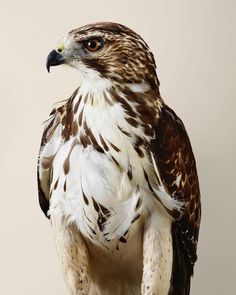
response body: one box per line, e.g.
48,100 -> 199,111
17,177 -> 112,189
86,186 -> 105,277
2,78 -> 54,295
74,62 -> 113,97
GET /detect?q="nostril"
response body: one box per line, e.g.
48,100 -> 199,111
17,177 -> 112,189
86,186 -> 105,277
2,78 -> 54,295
57,48 -> 63,53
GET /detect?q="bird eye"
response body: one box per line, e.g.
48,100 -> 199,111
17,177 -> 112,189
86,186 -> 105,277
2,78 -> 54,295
84,38 -> 104,52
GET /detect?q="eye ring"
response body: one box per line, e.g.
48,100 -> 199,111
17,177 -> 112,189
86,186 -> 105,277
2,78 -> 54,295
84,38 -> 104,53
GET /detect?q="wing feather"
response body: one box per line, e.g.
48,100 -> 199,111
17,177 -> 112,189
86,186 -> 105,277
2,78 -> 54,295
150,105 -> 201,295
37,89 -> 79,219
37,109 -> 60,218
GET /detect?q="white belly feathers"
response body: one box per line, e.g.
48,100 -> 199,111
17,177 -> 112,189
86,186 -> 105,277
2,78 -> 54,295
46,89 -> 154,250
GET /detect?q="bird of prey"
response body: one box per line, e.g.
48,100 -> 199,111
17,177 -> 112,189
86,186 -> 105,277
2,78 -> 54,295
38,22 -> 201,295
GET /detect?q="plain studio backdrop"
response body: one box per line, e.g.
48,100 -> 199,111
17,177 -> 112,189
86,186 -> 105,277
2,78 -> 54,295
0,0 -> 235,294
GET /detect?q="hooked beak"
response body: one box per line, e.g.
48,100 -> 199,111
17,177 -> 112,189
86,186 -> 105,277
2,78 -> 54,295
46,50 -> 66,73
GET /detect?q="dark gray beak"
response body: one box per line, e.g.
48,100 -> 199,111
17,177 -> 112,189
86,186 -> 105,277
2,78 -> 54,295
46,50 -> 65,72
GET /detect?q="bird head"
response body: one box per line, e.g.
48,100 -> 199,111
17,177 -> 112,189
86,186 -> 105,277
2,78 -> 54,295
46,22 -> 159,91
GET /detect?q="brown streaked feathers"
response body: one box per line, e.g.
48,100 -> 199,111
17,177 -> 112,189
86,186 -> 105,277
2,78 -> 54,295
150,105 -> 201,294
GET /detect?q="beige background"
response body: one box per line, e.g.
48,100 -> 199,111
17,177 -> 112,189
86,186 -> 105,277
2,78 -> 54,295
0,0 -> 235,294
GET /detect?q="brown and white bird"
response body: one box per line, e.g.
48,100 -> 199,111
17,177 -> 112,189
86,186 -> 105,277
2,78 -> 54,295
38,22 -> 201,295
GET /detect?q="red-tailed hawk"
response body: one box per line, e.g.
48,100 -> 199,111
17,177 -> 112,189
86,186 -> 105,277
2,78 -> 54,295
38,22 -> 201,295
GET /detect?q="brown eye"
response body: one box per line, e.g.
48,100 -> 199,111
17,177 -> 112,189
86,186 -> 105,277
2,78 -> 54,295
84,38 -> 104,52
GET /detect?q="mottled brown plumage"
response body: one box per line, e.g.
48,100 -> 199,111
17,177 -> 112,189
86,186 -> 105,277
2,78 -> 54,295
69,23 -> 160,91
38,22 -> 201,295
150,105 -> 201,294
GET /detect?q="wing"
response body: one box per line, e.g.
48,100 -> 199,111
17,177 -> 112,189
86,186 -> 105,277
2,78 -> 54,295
37,89 -> 79,218
37,108 -> 61,219
150,105 -> 201,295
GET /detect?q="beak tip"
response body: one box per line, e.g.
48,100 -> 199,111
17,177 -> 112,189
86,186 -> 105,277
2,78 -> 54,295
46,49 -> 65,73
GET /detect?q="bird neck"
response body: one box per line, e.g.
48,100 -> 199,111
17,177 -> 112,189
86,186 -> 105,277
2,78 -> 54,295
68,81 -> 161,143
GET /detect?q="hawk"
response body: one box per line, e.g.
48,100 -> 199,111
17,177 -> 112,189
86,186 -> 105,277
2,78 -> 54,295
38,22 -> 201,295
